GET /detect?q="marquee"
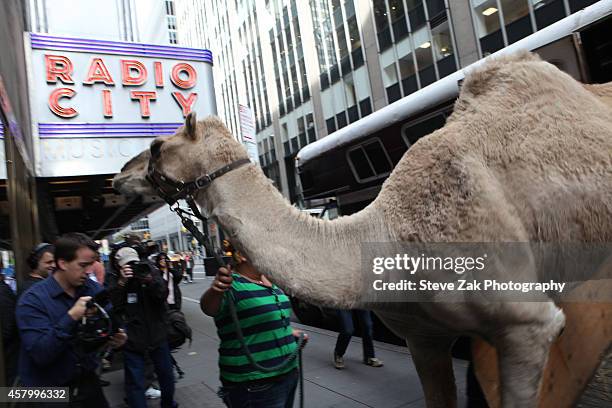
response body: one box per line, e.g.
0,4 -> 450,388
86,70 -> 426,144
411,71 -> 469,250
26,33 -> 216,177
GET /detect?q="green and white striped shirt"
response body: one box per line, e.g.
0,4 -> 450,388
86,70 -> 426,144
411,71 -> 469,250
214,273 -> 298,383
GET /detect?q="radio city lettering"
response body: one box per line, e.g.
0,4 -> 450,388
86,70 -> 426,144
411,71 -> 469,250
45,54 -> 198,118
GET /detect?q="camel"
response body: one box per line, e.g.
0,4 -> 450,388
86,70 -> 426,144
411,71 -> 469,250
113,52 -> 612,407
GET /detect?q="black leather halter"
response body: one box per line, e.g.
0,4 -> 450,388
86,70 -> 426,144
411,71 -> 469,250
146,157 -> 251,205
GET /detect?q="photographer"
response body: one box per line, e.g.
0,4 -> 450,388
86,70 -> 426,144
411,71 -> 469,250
16,233 -> 126,406
109,246 -> 178,408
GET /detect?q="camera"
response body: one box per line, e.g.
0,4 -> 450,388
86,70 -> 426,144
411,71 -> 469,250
77,290 -> 117,352
127,260 -> 151,279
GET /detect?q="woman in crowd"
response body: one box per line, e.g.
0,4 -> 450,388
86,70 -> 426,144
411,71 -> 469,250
156,252 -> 182,310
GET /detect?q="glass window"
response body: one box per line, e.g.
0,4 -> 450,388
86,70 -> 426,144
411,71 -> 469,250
348,148 -> 375,180
332,0 -> 343,25
281,122 -> 289,142
306,113 -> 316,143
407,0 -> 426,29
326,117 -> 336,133
398,52 -> 418,95
398,58 -> 415,79
471,0 -> 502,38
426,0 -> 446,18
373,0 -> 389,32
382,62 -> 398,87
389,0 -> 408,40
169,31 -> 177,44
347,16 -> 361,50
344,73 -> 357,106
531,0 -> 566,29
500,0 -> 530,24
402,113 -> 447,146
345,0 -> 356,18
501,0 -> 533,44
347,139 -> 392,182
431,21 -> 453,61
337,25 -> 349,59
414,30 -> 434,69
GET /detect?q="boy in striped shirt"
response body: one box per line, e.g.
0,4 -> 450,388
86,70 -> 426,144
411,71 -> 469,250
201,248 -> 307,408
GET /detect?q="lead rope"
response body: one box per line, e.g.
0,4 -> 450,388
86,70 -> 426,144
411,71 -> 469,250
173,201 -> 306,407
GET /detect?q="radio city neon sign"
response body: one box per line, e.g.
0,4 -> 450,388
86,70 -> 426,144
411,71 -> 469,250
45,54 -> 198,118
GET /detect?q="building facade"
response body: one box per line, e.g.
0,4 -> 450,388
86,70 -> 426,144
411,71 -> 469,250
28,0 -> 179,45
176,0 -> 601,204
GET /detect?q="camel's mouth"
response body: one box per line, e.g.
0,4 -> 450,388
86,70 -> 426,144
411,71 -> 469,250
112,173 -> 155,196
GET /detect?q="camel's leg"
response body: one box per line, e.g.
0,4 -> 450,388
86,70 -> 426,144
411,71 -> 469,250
495,305 -> 565,408
406,335 -> 457,408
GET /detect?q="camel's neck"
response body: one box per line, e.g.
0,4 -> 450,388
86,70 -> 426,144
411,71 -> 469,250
200,164 -> 390,309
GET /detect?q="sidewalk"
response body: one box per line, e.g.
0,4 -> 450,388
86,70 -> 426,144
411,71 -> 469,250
103,278 -> 469,408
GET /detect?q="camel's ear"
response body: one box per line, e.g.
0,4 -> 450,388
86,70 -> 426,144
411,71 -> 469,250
185,111 -> 197,140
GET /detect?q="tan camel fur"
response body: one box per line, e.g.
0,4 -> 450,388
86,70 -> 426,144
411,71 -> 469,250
113,53 -> 612,407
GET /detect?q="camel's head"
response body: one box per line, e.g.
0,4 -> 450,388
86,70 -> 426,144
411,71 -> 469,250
112,149 -> 152,196
113,113 -> 248,199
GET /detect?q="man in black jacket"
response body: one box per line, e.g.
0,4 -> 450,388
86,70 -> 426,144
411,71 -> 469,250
0,273 -> 18,385
109,247 -> 177,408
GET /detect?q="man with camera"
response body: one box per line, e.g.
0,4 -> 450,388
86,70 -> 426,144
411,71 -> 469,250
16,233 -> 127,407
109,246 -> 178,408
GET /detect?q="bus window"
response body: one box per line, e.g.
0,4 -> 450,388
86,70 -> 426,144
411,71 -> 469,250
402,112 -> 448,147
348,148 -> 375,180
347,138 -> 393,183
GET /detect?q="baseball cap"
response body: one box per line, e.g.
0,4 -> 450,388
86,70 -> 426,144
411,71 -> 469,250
115,247 -> 140,267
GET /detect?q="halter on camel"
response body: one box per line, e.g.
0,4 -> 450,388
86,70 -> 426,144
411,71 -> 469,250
146,154 -> 307,407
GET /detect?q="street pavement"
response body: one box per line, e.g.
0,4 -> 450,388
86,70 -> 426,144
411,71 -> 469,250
103,265 -> 469,407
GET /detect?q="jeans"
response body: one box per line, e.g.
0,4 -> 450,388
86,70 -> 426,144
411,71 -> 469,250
22,371 -> 109,408
334,309 -> 375,359
218,369 -> 298,408
124,343 -> 176,408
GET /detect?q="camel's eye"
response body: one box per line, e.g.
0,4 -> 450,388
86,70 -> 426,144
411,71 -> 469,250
150,139 -> 164,158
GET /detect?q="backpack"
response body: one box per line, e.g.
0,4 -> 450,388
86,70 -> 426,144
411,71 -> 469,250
166,309 -> 192,350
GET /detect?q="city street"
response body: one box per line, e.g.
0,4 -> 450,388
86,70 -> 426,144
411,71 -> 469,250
102,270 -> 469,408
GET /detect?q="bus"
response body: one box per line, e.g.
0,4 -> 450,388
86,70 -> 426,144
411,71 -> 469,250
292,1 -> 612,339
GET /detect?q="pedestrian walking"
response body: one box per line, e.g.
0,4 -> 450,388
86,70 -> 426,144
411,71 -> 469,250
333,310 -> 384,369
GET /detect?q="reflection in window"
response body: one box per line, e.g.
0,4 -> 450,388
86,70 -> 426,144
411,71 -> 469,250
471,0 -> 502,38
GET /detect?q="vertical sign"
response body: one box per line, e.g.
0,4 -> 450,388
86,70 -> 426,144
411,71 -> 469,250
238,104 -> 259,164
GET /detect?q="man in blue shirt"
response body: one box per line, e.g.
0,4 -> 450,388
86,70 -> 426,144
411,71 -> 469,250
16,233 -> 126,407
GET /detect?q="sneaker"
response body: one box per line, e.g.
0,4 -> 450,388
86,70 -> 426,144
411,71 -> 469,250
98,378 -> 111,387
145,386 -> 161,399
364,357 -> 384,367
101,358 -> 111,371
333,354 -> 345,369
